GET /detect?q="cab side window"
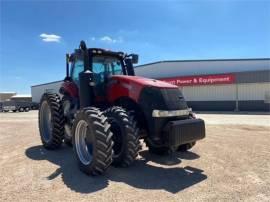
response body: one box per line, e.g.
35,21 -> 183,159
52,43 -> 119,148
71,60 -> 84,86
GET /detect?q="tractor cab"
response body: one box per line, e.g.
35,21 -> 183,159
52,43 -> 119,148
63,42 -> 138,105
68,47 -> 138,85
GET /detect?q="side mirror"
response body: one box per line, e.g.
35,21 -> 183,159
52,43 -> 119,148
131,54 -> 139,64
125,59 -> 135,76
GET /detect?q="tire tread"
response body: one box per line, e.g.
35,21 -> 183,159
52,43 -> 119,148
38,93 -> 64,150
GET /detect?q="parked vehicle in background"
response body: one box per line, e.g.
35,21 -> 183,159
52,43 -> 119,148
2,100 -> 31,112
30,102 -> 39,110
0,102 -> 3,112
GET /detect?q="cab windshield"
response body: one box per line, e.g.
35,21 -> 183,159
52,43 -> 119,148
92,56 -> 124,84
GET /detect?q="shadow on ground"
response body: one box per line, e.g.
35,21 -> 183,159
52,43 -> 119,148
25,145 -> 207,194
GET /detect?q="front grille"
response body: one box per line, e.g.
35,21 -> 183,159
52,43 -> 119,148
161,89 -> 188,110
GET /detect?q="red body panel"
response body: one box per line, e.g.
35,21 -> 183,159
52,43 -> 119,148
106,75 -> 178,103
62,75 -> 178,104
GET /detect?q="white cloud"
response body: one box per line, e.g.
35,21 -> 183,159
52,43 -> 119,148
100,36 -> 114,43
40,33 -> 61,42
99,36 -> 123,43
91,37 -> 96,41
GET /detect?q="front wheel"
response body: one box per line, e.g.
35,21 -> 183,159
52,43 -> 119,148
72,107 -> 113,175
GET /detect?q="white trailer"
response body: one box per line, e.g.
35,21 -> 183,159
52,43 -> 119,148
31,81 -> 63,103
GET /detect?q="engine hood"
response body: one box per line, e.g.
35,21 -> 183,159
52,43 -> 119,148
110,75 -> 177,89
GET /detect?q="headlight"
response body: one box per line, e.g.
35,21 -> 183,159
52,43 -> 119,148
152,108 -> 192,117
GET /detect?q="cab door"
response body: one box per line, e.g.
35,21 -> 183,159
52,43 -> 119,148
92,56 -> 125,102
70,56 -> 84,87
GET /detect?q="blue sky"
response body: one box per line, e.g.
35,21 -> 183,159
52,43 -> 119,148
0,0 -> 269,94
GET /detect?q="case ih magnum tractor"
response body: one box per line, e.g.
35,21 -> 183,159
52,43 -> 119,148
38,41 -> 205,175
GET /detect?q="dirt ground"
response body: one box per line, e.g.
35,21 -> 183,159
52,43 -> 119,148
0,111 -> 269,202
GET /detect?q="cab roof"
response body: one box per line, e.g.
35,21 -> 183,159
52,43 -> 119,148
72,48 -> 125,58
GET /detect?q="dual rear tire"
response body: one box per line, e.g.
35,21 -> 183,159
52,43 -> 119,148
72,108 -> 113,175
72,106 -> 140,174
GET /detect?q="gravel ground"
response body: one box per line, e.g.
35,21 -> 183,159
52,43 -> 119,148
0,111 -> 269,202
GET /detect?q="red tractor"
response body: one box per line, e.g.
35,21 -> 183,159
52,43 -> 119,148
38,41 -> 205,175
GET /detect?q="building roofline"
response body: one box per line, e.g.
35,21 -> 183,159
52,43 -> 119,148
136,58 -> 270,68
31,80 -> 63,88
0,92 -> 16,94
11,94 -> 32,98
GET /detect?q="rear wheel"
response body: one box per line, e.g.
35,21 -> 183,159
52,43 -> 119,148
72,107 -> 113,175
24,107 -> 30,112
19,107 -> 24,112
38,93 -> 64,149
104,106 -> 140,167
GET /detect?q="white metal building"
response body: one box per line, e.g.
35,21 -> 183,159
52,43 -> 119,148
31,81 -> 63,103
135,58 -> 270,111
